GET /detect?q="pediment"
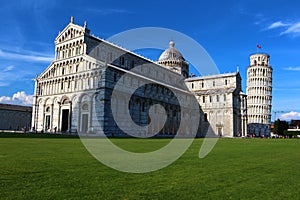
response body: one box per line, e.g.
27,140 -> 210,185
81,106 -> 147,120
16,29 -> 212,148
39,56 -> 83,80
55,23 -> 87,44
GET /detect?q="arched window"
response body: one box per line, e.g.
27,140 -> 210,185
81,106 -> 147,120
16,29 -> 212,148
62,98 -> 69,104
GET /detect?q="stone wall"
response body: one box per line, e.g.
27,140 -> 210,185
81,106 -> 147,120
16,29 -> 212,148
185,72 -> 243,137
0,104 -> 32,131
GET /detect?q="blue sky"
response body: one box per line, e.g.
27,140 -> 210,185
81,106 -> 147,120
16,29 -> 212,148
0,0 -> 300,121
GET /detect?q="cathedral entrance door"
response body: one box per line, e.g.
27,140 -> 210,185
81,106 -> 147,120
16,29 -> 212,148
81,114 -> 89,133
218,127 -> 223,137
61,109 -> 69,132
45,115 -> 51,131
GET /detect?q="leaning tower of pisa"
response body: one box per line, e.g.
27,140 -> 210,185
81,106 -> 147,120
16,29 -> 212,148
246,53 -> 273,136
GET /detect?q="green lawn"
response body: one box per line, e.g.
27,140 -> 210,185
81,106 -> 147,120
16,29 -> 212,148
1,134 -> 300,199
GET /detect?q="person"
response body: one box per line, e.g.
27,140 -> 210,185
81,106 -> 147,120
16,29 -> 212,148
54,126 -> 57,134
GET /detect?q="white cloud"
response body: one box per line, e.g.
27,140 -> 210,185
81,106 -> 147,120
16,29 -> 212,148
3,65 -> 14,72
12,91 -> 33,105
280,111 -> 300,121
280,22 -> 300,35
264,21 -> 300,37
0,65 -> 33,87
267,21 -> 290,29
0,49 -> 53,62
283,66 -> 300,71
0,91 -> 33,105
0,82 -> 9,87
86,8 -> 131,15
0,96 -> 11,102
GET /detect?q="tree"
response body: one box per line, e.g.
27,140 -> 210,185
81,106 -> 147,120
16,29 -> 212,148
273,119 -> 289,135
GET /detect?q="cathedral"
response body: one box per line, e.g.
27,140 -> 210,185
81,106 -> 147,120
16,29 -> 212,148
31,17 -> 272,137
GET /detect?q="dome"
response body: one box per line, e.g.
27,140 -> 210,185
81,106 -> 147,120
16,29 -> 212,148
158,41 -> 185,61
157,41 -> 189,78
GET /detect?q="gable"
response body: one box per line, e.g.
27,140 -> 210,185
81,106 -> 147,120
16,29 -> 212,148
39,55 -> 83,80
55,23 -> 87,45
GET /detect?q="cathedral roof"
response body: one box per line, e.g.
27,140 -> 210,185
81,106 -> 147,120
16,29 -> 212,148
0,103 -> 32,112
194,87 -> 236,95
158,41 -> 185,62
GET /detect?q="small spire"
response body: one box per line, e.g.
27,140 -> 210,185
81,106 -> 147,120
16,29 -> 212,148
236,65 -> 240,72
84,20 -> 87,28
70,16 -> 74,23
169,40 -> 175,48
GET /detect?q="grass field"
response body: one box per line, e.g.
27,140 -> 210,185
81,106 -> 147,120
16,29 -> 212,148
1,133 -> 300,199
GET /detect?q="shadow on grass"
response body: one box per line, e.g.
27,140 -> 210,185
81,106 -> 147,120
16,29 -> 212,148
0,132 -> 79,139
